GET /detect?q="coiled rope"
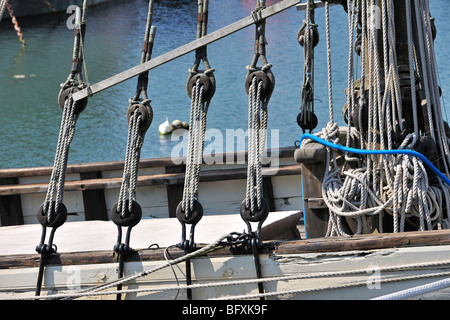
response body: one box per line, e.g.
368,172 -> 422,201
301,0 -> 450,236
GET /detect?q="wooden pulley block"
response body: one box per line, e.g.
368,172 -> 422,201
37,201 -> 68,229
111,200 -> 142,228
187,73 -> 215,102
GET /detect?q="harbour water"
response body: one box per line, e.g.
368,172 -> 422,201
0,0 -> 449,169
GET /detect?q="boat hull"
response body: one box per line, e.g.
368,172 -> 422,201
1,228 -> 450,300
2,0 -> 109,19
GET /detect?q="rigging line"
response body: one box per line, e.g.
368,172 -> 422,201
300,133 -> 450,187
23,259 -> 450,300
72,0 -> 302,102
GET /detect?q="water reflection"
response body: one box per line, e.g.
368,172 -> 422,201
0,0 -> 449,169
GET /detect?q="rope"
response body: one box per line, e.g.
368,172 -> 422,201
300,0 -> 450,236
243,0 -> 273,222
181,0 -> 215,217
0,0 -> 7,25
372,277 -> 450,300
5,1 -> 26,47
16,253 -> 450,300
44,96 -> 79,219
27,233 -> 232,300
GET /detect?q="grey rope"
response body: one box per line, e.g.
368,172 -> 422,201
182,79 -> 207,214
44,95 -> 79,220
116,0 -> 155,215
181,0 -> 214,216
0,0 -> 7,25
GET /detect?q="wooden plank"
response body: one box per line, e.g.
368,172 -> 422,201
0,165 -> 301,196
0,178 -> 23,226
273,229 -> 450,254
71,0 -> 303,102
2,229 -> 450,269
165,165 -> 185,218
0,147 -> 296,179
79,172 -> 108,221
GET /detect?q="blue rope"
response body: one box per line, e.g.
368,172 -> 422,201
299,133 -> 450,187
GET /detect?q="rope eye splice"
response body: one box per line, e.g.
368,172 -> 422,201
58,2 -> 90,112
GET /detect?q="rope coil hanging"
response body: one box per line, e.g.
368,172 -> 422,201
176,0 -> 216,253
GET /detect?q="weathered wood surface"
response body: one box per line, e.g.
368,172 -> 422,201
2,228 -> 450,269
0,147 -> 295,179
0,164 -> 300,196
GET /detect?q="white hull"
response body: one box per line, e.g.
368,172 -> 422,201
2,242 -> 450,300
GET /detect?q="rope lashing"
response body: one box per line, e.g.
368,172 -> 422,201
176,0 -> 215,253
35,94 -> 79,296
297,0 -> 318,134
5,1 -> 26,47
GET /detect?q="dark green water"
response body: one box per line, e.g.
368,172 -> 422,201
0,0 -> 449,169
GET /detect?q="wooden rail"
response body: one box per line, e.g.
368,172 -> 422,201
2,229 -> 450,268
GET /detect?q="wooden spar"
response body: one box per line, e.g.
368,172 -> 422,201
71,0 -> 303,102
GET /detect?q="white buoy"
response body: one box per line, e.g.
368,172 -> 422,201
159,118 -> 173,135
171,119 -> 183,130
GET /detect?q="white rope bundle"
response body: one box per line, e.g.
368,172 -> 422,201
245,76 -> 268,213
182,77 -> 208,215
117,110 -> 145,215
303,0 -> 450,236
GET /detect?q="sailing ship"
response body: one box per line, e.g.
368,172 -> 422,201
1,0 -> 450,301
